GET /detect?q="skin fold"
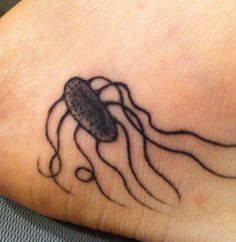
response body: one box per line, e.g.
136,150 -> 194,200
1,1 -> 236,241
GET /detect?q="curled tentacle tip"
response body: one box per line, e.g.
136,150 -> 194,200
75,167 -> 95,183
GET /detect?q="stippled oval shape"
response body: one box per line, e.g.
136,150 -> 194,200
64,77 -> 117,142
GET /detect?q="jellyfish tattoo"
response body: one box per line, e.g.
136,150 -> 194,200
38,76 -> 236,211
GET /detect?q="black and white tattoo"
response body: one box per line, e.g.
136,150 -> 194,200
37,76 -> 236,211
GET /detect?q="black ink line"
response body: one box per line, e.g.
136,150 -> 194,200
37,96 -> 71,193
97,81 -> 181,201
122,108 -> 181,201
93,78 -> 176,206
114,118 -> 170,206
88,76 -> 113,86
91,76 -> 236,148
45,96 -> 64,153
38,97 -> 64,177
75,167 -> 94,183
105,101 -> 236,180
74,125 -> 124,207
118,82 -> 236,147
96,141 -> 164,212
49,111 -> 71,193
49,111 -> 69,177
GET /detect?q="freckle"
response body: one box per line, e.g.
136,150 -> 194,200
136,0 -> 147,9
167,25 -> 180,39
192,194 -> 207,209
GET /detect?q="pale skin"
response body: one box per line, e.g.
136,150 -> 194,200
1,1 -> 236,241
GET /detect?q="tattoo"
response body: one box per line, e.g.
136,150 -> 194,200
37,76 -> 236,212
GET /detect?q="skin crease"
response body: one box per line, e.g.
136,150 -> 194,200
0,0 -> 236,241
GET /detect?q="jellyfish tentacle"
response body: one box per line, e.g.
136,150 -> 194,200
44,96 -> 65,177
49,111 -> 71,193
96,80 -> 236,148
114,84 -> 181,200
105,101 -> 236,180
112,116 -> 170,205
49,110 -> 70,177
88,78 -> 170,206
116,82 -> 236,148
96,141 -> 166,212
38,110 -> 69,177
96,84 -> 181,200
88,76 -> 112,86
74,125 -> 124,207
49,111 -> 72,193
75,167 -> 94,183
115,87 -> 181,200
45,96 -> 65,150
122,108 -> 181,201
37,95 -> 64,178
37,106 -> 71,194
56,111 -> 70,152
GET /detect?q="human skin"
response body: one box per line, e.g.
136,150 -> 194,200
1,0 -> 236,241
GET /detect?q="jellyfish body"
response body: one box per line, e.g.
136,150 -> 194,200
64,77 -> 117,142
38,75 -> 236,213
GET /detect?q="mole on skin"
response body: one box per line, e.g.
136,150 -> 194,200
64,77 -> 118,142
